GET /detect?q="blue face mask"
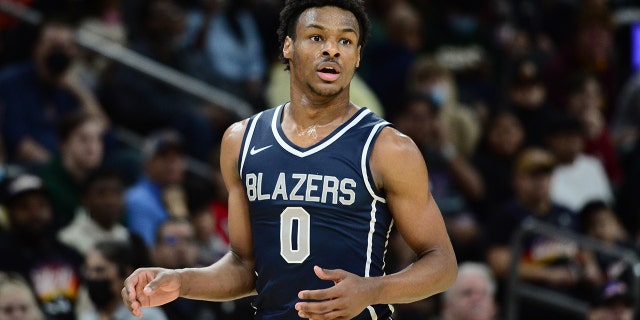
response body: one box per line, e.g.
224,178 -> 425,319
448,15 -> 478,36
428,83 -> 449,107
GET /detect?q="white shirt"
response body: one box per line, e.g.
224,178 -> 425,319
80,302 -> 168,320
550,154 -> 614,212
57,209 -> 131,255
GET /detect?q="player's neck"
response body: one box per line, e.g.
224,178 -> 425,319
282,99 -> 356,145
287,93 -> 353,128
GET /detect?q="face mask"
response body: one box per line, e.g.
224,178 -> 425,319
86,278 -> 114,310
44,49 -> 72,78
428,83 -> 449,107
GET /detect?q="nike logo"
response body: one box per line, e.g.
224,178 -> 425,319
249,145 -> 273,155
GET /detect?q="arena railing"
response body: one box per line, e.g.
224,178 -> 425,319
0,0 -> 254,177
505,217 -> 640,320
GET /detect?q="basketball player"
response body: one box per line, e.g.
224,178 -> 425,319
121,1 -> 457,319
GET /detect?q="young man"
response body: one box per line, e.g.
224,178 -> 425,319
121,1 -> 457,319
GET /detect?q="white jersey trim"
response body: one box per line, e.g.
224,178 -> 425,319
271,104 -> 372,158
362,121 -> 389,203
240,111 -> 263,175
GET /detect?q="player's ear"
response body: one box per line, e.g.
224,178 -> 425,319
283,36 -> 293,60
355,45 -> 361,68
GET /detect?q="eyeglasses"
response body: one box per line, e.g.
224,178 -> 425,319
0,304 -> 29,315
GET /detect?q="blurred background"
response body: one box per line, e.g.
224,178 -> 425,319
0,0 -> 639,319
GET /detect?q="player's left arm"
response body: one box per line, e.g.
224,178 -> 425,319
296,127 -> 457,319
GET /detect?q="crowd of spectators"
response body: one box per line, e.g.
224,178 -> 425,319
0,0 -> 639,319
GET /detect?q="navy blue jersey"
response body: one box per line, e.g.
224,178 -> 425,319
239,104 -> 394,319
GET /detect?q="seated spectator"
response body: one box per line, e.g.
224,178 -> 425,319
564,71 -> 622,186
98,0 -> 215,160
543,9 -> 618,120
440,262 -> 498,320
392,92 -> 484,262
580,201 -> 637,282
125,130 -> 188,247
182,0 -> 267,108
151,218 -> 224,320
0,174 -> 83,320
473,109 -> 526,222
80,240 -> 167,320
0,272 -> 44,320
587,280 -> 635,320
0,20 -> 105,165
152,218 -> 198,270
486,148 -> 603,320
504,57 -> 558,148
58,169 -> 149,266
361,2 -> 422,117
546,115 -> 613,212
184,175 -> 227,267
407,56 -> 481,158
37,111 -> 106,231
73,0 -> 127,90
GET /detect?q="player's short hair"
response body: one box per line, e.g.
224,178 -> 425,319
276,0 -> 370,70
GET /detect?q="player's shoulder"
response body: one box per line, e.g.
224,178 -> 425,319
222,118 -> 251,144
374,126 -> 421,155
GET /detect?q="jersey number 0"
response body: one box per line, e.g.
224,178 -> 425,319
280,207 -> 310,263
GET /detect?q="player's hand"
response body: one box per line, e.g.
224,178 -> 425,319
121,267 -> 182,317
295,266 -> 378,320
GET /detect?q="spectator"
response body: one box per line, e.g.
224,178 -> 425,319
0,272 -> 44,320
472,109 -> 526,222
0,174 -> 83,320
37,111 -> 106,231
98,0 -> 215,160
408,56 -> 481,158
58,169 -> 150,266
184,175 -> 227,267
580,201 -> 637,282
125,130 -> 187,247
151,218 -> 224,320
73,0 -> 127,90
504,57 -> 558,148
587,280 -> 635,320
440,262 -> 498,320
485,148 -> 603,320
0,20 -> 105,164
182,0 -> 267,109
543,9 -> 619,120
361,2 -> 422,115
546,115 -> 614,213
393,92 -> 484,262
152,218 -> 198,270
564,71 -> 622,186
80,240 -> 167,320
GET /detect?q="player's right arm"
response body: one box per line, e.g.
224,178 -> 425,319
122,120 -> 257,317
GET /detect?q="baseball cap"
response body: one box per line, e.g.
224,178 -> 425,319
513,148 -> 556,176
3,174 -> 48,205
140,130 -> 183,161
